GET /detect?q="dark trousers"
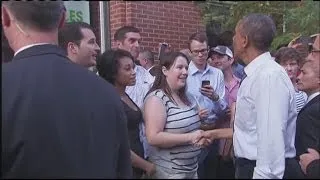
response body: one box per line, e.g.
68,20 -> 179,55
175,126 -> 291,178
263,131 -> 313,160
197,142 -> 219,179
217,156 -> 235,179
235,157 -> 305,179
234,158 -> 255,179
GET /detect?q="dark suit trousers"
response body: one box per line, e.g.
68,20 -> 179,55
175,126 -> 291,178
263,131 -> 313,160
235,157 -> 304,179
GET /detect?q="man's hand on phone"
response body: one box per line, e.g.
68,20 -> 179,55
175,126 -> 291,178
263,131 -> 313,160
200,85 -> 219,101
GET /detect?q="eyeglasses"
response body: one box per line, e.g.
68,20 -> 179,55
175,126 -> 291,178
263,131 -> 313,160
308,43 -> 320,54
189,48 -> 208,56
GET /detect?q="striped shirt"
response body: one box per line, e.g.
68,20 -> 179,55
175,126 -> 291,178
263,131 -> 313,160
295,90 -> 307,113
146,90 -> 202,173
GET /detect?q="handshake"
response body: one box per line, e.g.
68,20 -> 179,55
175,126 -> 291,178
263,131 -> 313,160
188,130 -> 214,148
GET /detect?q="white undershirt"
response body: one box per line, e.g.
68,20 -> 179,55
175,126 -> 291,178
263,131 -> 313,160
307,91 -> 320,103
14,43 -> 50,56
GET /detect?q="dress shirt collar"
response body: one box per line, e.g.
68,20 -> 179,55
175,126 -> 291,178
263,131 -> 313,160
189,61 -> 211,75
14,43 -> 51,57
147,65 -> 155,72
307,91 -> 320,103
244,52 -> 272,77
226,75 -> 240,91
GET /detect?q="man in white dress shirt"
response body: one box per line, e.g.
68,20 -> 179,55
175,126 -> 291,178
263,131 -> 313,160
114,26 -> 154,108
114,26 -> 154,160
137,49 -> 156,76
232,14 -> 297,179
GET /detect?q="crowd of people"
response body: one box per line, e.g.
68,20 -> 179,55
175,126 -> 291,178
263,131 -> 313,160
2,1 -> 319,179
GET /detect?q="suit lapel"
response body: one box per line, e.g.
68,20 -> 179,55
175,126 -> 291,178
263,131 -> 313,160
298,94 -> 320,115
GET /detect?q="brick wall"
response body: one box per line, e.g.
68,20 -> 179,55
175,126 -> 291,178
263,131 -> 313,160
109,1 -> 205,53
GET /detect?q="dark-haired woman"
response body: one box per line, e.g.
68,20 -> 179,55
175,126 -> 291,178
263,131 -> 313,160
143,52 -> 209,179
97,49 -> 156,178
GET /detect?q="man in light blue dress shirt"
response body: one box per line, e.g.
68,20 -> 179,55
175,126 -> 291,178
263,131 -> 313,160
186,32 -> 228,179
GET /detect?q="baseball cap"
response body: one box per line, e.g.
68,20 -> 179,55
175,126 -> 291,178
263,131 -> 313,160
211,45 -> 233,58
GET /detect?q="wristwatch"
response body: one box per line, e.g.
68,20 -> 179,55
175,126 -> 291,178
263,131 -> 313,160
211,93 -> 219,101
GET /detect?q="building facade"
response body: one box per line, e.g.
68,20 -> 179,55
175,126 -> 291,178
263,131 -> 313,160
90,1 -> 205,53
2,1 -> 205,63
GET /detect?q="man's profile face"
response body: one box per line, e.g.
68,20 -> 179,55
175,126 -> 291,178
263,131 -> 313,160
74,28 -> 100,67
232,23 -> 246,63
297,62 -> 320,94
117,32 -> 141,59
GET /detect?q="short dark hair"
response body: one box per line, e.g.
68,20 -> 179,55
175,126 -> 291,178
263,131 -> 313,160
2,1 -> 65,31
139,49 -> 155,64
58,22 -> 94,51
238,13 -> 276,52
147,52 -> 191,106
274,47 -> 303,66
96,49 -> 134,85
114,26 -> 140,41
189,32 -> 208,48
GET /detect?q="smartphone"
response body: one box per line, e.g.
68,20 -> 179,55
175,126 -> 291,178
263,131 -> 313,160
201,80 -> 210,88
158,43 -> 169,62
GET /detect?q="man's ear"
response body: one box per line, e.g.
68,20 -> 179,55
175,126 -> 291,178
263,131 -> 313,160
242,35 -> 249,48
2,5 -> 12,28
143,58 -> 149,64
68,42 -> 79,54
116,40 -> 122,48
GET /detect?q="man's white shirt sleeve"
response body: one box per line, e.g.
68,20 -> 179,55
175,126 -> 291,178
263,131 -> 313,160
253,71 -> 292,179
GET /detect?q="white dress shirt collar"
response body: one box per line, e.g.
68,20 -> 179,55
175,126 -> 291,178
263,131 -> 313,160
244,52 -> 272,77
14,43 -> 51,57
307,91 -> 320,103
189,61 -> 211,75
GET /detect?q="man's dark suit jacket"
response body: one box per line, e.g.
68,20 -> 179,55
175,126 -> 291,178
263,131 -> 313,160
148,66 -> 156,77
306,159 -> 320,179
2,44 -> 132,178
295,94 -> 320,157
291,94 -> 320,178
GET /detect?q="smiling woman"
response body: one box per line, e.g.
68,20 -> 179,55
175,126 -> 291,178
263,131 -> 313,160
96,49 -> 156,178
143,52 -> 208,179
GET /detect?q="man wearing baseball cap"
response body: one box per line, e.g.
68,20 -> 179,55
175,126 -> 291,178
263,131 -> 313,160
208,45 -> 240,179
211,45 -> 234,59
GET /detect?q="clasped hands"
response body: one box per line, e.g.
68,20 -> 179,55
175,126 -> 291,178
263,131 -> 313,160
189,129 -> 214,148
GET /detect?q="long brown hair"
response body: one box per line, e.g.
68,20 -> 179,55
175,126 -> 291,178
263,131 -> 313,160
146,52 -> 191,106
